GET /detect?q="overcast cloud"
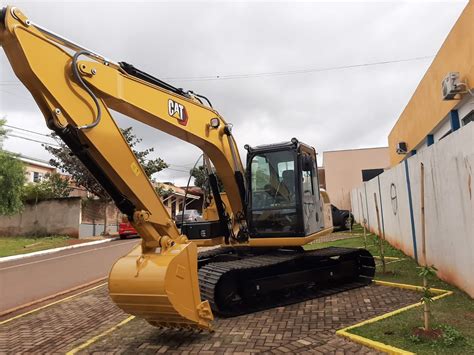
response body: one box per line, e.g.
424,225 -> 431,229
0,0 -> 468,185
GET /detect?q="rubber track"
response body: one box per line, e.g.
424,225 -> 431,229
198,247 -> 375,317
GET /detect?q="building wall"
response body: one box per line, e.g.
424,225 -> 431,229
351,124 -> 474,297
388,1 -> 473,166
323,147 -> 390,210
0,197 -> 82,237
24,163 -> 55,183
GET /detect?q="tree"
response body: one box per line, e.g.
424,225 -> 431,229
44,127 -> 168,199
0,120 -> 26,215
44,127 -> 168,234
190,166 -> 207,189
0,118 -> 7,148
191,165 -> 223,190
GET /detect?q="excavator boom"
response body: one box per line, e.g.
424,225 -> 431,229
0,6 -> 246,330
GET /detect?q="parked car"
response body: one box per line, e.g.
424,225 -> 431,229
174,209 -> 203,226
331,204 -> 354,230
118,220 -> 139,239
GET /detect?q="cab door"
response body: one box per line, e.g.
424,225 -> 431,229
300,151 -> 324,235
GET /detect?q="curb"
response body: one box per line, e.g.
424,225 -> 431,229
0,237 -> 120,263
336,280 -> 453,355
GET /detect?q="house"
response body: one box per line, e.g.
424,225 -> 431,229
157,183 -> 202,218
322,147 -> 390,210
18,153 -> 56,183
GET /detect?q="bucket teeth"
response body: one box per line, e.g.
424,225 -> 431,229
147,321 -> 205,331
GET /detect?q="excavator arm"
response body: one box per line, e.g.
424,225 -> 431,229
0,6 -> 246,330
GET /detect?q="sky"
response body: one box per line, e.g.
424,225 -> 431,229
0,0 -> 468,185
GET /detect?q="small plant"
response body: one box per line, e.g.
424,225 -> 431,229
439,325 -> 464,347
418,264 -> 437,330
409,334 -> 422,344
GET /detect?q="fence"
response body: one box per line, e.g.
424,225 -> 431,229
351,124 -> 473,297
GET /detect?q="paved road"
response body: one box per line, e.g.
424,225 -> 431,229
0,239 -> 138,313
0,282 -> 421,354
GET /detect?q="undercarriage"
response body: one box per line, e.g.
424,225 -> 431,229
198,247 -> 376,316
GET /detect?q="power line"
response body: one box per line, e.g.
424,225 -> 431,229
0,55 -> 434,85
5,133 -> 60,147
163,55 -> 434,82
166,167 -> 192,173
5,124 -> 53,138
3,126 -> 195,171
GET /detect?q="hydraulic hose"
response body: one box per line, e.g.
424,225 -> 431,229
71,50 -> 102,130
0,7 -> 6,29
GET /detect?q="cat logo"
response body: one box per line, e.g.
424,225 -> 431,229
168,99 -> 188,126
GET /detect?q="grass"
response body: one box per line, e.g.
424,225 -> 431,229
0,235 -> 73,257
305,226 -> 474,354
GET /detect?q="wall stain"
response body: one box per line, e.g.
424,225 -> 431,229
465,157 -> 472,200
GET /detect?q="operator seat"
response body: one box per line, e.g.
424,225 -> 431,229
281,170 -> 295,201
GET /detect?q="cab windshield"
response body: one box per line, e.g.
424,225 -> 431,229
249,150 -> 298,234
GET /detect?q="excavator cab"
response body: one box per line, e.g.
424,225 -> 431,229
184,138 -> 328,246
245,138 -> 324,238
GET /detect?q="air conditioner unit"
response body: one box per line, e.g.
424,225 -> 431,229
396,142 -> 407,155
442,72 -> 463,100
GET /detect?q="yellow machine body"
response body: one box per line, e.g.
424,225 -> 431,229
0,6 -> 333,330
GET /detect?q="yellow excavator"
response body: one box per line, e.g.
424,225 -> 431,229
0,6 -> 375,331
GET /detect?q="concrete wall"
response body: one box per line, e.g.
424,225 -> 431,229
0,198 -> 81,237
388,1 -> 473,166
351,124 -> 473,297
323,147 -> 390,210
79,223 -> 118,238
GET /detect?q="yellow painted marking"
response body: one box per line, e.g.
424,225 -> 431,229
130,162 -> 141,176
336,329 -> 415,355
66,315 -> 135,355
336,280 -> 453,355
0,283 -> 107,325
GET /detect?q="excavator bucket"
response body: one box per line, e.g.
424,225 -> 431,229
108,242 -> 213,330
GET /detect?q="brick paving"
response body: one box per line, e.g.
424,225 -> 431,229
0,271 -> 421,354
0,285 -> 128,354
83,285 -> 421,354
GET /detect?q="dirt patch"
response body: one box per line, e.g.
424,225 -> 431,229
464,312 -> 474,321
412,327 -> 443,340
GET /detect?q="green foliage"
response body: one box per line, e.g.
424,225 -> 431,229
418,265 -> 438,305
22,173 -> 73,202
190,166 -> 207,189
0,118 -> 7,146
0,150 -> 26,215
44,126 -> 168,199
418,264 -> 438,278
155,184 -> 173,197
438,324 -> 464,347
409,334 -> 422,344
407,325 -> 464,348
120,127 -> 168,178
191,165 -> 224,190
0,235 -> 72,257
